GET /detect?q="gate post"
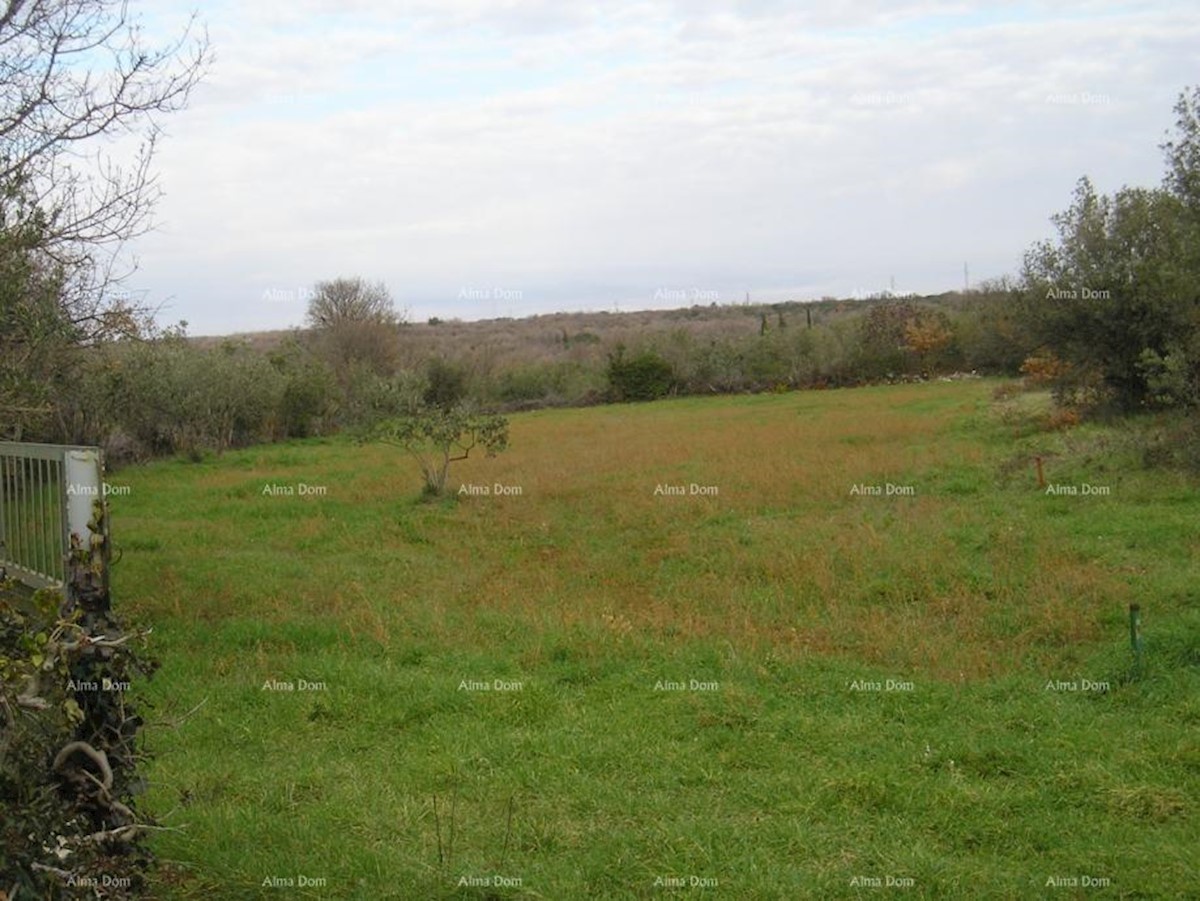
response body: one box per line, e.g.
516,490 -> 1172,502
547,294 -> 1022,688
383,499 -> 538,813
63,446 -> 109,614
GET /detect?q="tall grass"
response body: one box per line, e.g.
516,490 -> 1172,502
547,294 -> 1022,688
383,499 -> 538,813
108,380 -> 1198,899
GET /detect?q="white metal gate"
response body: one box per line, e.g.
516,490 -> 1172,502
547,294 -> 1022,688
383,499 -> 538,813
0,442 -> 107,598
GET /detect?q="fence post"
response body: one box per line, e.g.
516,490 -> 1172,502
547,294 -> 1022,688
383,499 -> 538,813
62,446 -> 108,611
63,447 -> 103,545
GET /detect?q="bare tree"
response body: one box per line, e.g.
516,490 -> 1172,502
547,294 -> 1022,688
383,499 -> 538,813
0,0 -> 208,436
305,277 -> 399,328
305,277 -> 403,381
0,0 -> 210,342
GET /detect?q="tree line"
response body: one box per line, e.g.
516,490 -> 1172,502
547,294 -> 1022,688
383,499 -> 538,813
2,28 -> 1197,473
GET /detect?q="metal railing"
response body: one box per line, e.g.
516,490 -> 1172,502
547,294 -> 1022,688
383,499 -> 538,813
0,442 -> 106,598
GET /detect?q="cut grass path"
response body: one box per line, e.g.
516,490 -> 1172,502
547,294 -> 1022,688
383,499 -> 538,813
106,380 -> 1199,899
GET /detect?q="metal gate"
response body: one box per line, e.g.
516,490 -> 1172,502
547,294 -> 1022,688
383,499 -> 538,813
0,442 -> 107,599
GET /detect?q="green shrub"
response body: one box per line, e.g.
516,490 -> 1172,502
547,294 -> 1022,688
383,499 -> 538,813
743,331 -> 794,388
492,361 -> 593,406
854,301 -> 919,378
270,341 -> 337,438
605,345 -> 677,401
423,357 -> 469,411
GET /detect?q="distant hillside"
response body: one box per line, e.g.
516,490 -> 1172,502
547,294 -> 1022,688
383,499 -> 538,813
189,292 -> 971,365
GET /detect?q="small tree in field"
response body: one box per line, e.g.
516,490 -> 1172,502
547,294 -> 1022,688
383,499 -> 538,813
372,397 -> 509,498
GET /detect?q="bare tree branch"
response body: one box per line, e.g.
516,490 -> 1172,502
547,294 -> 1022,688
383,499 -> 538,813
1,0 -> 209,438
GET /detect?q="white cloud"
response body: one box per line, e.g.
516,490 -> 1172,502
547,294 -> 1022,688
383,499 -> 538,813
120,0 -> 1200,332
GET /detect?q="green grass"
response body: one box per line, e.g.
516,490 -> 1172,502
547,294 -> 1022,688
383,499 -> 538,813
105,380 -> 1199,899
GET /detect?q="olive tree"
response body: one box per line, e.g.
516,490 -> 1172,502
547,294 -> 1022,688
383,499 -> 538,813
379,404 -> 508,498
362,377 -> 509,497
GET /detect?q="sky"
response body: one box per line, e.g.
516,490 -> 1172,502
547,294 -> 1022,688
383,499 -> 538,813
117,0 -> 1198,335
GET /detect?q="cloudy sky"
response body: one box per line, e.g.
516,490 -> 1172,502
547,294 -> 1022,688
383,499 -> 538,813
123,0 -> 1197,335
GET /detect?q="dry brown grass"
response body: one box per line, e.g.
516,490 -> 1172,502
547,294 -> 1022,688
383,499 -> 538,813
329,381 -> 1125,682
130,378 -> 1140,685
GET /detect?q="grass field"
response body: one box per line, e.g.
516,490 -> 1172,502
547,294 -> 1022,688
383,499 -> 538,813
108,379 -> 1199,899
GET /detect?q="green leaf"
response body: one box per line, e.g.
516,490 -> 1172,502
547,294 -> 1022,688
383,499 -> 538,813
63,698 -> 84,724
